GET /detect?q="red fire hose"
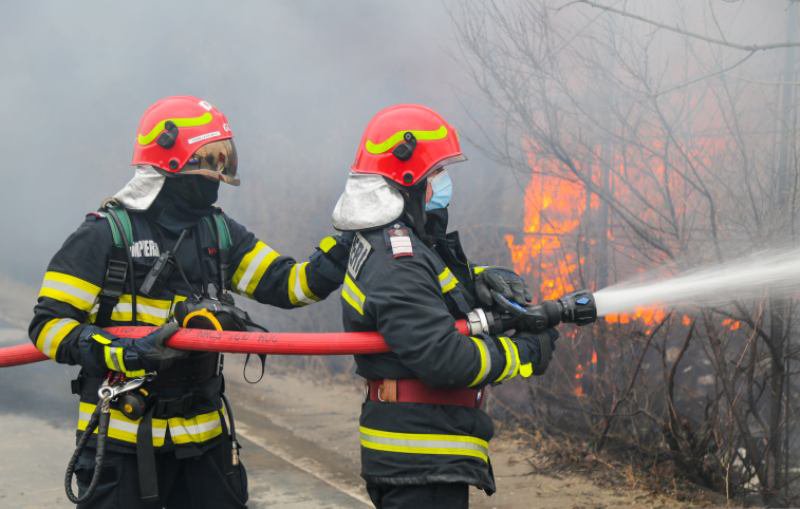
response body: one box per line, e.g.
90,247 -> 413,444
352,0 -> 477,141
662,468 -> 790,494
0,320 -> 471,368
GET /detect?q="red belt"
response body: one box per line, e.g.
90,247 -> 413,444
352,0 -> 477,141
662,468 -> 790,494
367,379 -> 482,408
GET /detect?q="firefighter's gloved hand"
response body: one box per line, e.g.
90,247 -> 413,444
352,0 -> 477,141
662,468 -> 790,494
79,322 -> 186,375
512,328 -> 558,377
474,267 -> 531,309
124,322 -> 186,372
313,232 -> 355,279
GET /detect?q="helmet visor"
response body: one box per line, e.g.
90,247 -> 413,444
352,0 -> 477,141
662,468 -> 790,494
181,139 -> 240,186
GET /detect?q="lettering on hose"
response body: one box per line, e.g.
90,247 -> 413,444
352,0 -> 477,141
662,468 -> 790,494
347,233 -> 372,279
129,240 -> 160,258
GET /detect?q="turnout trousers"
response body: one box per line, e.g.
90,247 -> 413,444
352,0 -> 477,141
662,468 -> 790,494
74,442 -> 248,509
366,483 -> 469,509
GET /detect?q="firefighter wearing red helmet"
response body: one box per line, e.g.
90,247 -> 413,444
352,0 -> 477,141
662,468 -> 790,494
332,104 -> 558,508
29,96 -> 351,508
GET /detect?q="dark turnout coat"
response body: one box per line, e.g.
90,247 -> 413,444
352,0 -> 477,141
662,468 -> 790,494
29,206 -> 348,454
341,218 -> 516,493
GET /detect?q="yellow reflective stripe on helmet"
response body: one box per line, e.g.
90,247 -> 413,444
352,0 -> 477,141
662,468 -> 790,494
167,410 -> 224,445
360,426 -> 488,463
365,125 -> 449,155
467,337 -> 491,388
318,236 -> 337,253
35,318 -> 80,359
79,402 -> 167,446
341,274 -> 366,315
137,112 -> 214,145
438,267 -> 459,294
494,336 -> 520,383
38,271 -> 100,311
288,262 -> 319,306
472,266 -> 487,275
232,241 -> 281,297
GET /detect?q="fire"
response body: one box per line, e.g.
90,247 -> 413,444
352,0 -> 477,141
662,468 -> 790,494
605,307 -> 666,325
506,138 -> 729,398
722,318 -> 741,331
504,154 -> 585,300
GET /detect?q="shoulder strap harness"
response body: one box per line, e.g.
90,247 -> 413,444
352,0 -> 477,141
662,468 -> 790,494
203,212 -> 232,298
97,205 -> 135,326
98,206 -> 231,325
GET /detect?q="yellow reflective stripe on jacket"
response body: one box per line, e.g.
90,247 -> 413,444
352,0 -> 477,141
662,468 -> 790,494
472,266 -> 487,275
494,336 -> 520,383
35,318 -> 80,358
38,271 -> 100,311
288,262 -> 319,306
167,411 -> 224,445
137,112 -> 213,145
78,402 -> 168,447
341,274 -> 366,315
365,125 -> 449,155
467,337 -> 491,388
318,236 -> 337,253
78,403 -> 222,447
102,344 -> 146,378
360,426 -> 489,463
232,241 -> 281,296
438,267 -> 459,294
89,294 -> 173,325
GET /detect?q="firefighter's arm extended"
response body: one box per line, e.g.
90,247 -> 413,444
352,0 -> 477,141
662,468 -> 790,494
363,257 -> 542,387
28,216 -> 186,375
225,215 -> 350,308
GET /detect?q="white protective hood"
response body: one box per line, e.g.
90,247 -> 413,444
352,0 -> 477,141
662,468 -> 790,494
332,173 -> 405,231
111,165 -> 166,211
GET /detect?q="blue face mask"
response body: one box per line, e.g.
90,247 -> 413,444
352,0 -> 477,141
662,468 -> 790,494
425,170 -> 452,211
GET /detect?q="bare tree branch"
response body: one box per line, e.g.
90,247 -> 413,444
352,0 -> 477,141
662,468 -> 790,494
563,0 -> 800,52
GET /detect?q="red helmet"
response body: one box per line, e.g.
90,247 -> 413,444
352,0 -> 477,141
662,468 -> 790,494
132,96 -> 233,175
352,104 -> 465,187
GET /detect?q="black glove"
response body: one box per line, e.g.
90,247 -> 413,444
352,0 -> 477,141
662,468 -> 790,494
123,322 -> 187,372
80,322 -> 187,375
474,266 -> 531,309
511,328 -> 558,377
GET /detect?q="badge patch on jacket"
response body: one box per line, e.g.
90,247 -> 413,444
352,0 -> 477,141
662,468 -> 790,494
129,239 -> 160,258
348,232 -> 372,278
387,225 -> 413,258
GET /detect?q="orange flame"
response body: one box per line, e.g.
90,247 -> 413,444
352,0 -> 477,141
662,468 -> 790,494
505,154 -> 585,300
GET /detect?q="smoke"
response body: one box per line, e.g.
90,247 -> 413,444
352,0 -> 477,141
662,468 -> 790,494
0,0 -> 497,288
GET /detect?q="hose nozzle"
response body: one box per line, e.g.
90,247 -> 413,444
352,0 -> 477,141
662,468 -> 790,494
485,289 -> 597,334
557,290 -> 597,326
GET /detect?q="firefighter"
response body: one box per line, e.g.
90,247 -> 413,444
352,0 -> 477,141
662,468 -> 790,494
331,104 -> 558,508
29,96 -> 350,508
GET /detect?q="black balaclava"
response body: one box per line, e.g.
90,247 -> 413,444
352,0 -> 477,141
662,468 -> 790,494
391,179 -> 432,245
424,207 -> 449,242
148,175 -> 219,234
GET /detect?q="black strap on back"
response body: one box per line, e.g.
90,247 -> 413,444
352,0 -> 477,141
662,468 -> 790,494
136,406 -> 159,501
203,212 -> 232,298
97,206 -> 135,326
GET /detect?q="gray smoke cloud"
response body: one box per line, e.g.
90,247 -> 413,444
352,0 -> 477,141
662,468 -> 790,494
0,0 -> 497,288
